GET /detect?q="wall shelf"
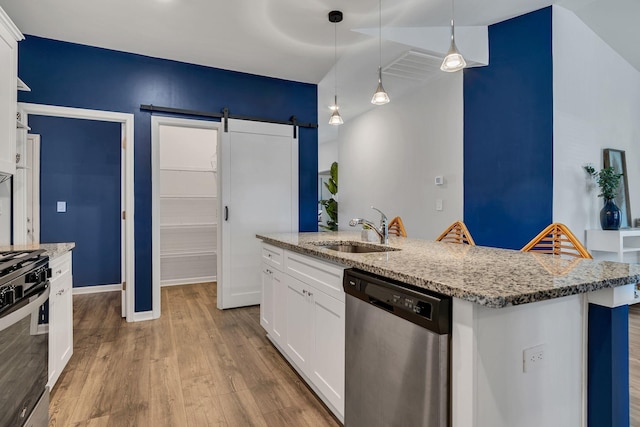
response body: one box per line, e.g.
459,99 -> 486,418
586,229 -> 640,263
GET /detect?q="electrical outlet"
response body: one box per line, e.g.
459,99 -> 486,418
523,344 -> 545,373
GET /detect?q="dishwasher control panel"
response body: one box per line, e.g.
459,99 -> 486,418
343,269 -> 451,334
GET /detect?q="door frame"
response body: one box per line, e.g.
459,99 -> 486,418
151,115 -> 220,319
17,103 -> 136,322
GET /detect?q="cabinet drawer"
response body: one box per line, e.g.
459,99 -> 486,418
284,250 -> 345,302
262,244 -> 284,271
49,252 -> 72,281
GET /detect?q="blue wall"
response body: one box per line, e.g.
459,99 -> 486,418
18,36 -> 318,311
464,7 -> 553,249
31,116 -> 121,288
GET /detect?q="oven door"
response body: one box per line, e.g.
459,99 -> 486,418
0,285 -> 50,427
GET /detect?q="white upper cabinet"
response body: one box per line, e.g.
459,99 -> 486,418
0,7 -> 23,177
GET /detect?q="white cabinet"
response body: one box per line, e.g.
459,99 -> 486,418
586,229 -> 640,262
0,8 -> 23,177
259,243 -> 345,420
309,288 -> 345,414
284,274 -> 314,375
48,251 -> 73,389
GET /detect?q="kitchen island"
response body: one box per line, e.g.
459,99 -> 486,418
257,231 -> 639,427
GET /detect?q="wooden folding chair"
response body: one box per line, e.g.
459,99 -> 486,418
388,216 -> 407,237
520,223 -> 592,259
435,221 -> 475,245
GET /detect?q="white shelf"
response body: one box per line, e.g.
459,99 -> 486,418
17,77 -> 31,91
160,223 -> 216,229
160,166 -> 215,173
161,250 -> 217,258
160,195 -> 217,200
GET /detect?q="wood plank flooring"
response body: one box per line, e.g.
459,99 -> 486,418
49,283 -> 340,427
49,284 -> 640,426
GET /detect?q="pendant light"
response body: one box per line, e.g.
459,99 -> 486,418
440,0 -> 466,73
328,11 -> 344,126
371,0 -> 390,105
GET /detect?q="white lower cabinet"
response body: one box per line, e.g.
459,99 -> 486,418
48,251 -> 73,389
259,243 -> 345,420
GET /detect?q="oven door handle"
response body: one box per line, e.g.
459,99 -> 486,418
0,286 -> 50,333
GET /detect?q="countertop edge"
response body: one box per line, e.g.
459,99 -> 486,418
257,234 -> 640,309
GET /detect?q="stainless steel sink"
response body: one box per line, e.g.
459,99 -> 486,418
314,242 -> 399,253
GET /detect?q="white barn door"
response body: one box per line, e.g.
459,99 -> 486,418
218,119 -> 298,309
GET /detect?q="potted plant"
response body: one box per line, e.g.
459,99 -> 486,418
584,165 -> 623,230
319,162 -> 338,231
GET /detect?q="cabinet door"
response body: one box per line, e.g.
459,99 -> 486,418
310,290 -> 345,416
260,264 -> 273,332
285,275 -> 312,376
48,286 -> 60,387
271,269 -> 286,348
50,272 -> 73,389
0,20 -> 17,176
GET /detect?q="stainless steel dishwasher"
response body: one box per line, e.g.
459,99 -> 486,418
343,269 -> 451,427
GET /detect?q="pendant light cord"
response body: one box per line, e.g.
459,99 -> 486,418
378,0 -> 382,80
334,21 -> 338,103
451,0 -> 455,41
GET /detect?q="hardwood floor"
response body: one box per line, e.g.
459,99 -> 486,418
630,304 -> 640,426
49,283 -> 340,427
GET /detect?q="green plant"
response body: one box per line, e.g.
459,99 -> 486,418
584,165 -> 623,200
319,161 -> 338,231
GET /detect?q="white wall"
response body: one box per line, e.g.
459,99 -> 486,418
318,138 -> 338,173
553,5 -> 640,249
0,179 -> 10,245
338,73 -> 463,240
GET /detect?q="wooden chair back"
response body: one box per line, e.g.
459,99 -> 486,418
388,216 -> 407,237
435,221 -> 476,245
520,223 -> 592,259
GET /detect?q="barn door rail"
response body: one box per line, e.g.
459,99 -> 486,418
140,104 -> 316,137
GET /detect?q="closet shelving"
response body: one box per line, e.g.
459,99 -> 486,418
159,136 -> 217,286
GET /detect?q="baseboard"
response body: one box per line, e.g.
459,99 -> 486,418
72,283 -> 121,295
161,276 -> 216,287
132,310 -> 154,322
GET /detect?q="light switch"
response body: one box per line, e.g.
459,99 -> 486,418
435,176 -> 444,185
435,199 -> 443,211
57,201 -> 67,213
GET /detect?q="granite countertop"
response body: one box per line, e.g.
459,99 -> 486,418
256,231 -> 640,308
0,242 -> 75,259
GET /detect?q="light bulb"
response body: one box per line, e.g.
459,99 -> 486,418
441,49 -> 466,72
328,109 -> 344,125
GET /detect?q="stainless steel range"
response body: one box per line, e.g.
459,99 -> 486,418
0,249 -> 50,427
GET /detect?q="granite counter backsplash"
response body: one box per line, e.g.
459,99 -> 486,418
257,232 -> 640,308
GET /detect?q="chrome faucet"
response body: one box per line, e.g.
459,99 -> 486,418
349,206 -> 389,245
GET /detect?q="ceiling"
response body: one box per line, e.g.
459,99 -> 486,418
0,0 -> 637,138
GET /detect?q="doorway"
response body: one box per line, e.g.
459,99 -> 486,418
151,116 -> 220,318
15,103 -> 135,321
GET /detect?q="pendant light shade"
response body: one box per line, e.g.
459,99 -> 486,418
371,0 -> 390,105
329,11 -> 344,126
440,0 -> 466,73
328,96 -> 344,125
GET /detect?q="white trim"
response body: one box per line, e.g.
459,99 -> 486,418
151,116 -> 220,320
72,284 -> 122,295
30,135 -> 40,243
132,310 -> 154,322
161,276 -> 216,287
19,103 -> 136,323
0,7 -> 24,41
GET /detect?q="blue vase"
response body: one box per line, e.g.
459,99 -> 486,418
600,198 -> 621,230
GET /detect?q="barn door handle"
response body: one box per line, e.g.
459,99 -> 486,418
224,206 -> 229,221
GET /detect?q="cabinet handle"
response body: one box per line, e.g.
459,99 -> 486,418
224,206 -> 229,221
308,292 -> 313,297
57,269 -> 62,275
303,290 -> 307,295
